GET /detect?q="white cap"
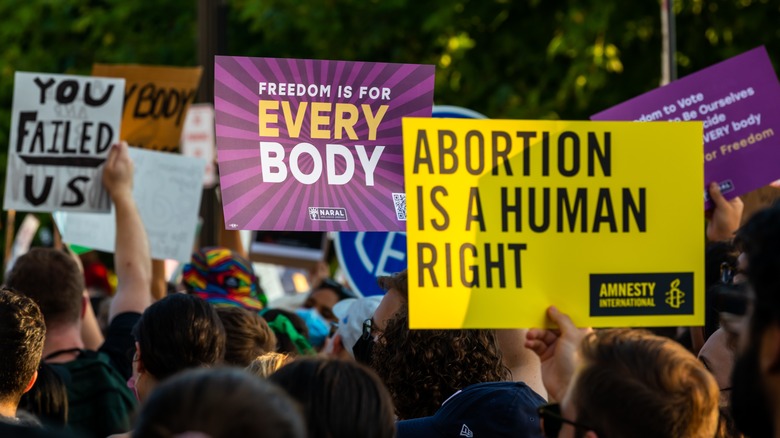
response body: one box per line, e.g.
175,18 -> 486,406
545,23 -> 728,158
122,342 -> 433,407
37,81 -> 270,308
332,296 -> 383,357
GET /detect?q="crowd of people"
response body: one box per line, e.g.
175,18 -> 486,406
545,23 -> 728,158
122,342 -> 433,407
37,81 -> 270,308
0,141 -> 779,438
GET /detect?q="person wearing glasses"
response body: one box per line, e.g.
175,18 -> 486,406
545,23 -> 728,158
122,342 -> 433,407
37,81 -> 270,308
526,307 -> 720,438
296,278 -> 356,350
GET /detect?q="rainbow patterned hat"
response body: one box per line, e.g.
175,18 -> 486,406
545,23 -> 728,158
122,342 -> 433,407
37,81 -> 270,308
182,247 -> 266,311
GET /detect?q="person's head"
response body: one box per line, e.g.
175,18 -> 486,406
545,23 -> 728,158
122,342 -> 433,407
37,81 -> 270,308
133,368 -> 305,438
246,352 -> 292,379
5,248 -> 85,330
329,296 -> 382,359
546,329 -> 719,438
0,288 -> 46,415
729,201 -> 780,437
374,270 -> 409,328
352,270 -> 408,365
372,307 -> 510,420
269,357 -> 395,438
182,247 -> 266,311
698,328 -> 735,408
132,294 -> 226,401
262,308 -> 314,356
302,278 -> 355,323
216,306 -> 277,367
296,279 -> 355,350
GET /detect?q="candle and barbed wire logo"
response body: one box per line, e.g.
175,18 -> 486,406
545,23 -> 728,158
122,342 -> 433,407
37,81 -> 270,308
664,279 -> 685,309
308,207 -> 348,221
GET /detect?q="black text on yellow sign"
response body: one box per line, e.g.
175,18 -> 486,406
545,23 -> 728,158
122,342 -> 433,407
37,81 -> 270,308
402,119 -> 704,329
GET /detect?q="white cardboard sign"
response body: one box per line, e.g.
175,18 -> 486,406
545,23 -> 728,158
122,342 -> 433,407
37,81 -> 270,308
54,147 -> 206,261
4,72 -> 125,212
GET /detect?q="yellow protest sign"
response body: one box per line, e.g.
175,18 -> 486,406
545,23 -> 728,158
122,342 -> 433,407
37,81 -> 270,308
402,119 -> 704,328
92,64 -> 203,152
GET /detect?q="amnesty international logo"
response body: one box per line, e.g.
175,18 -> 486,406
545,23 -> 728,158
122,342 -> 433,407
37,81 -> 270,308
664,279 -> 685,309
589,273 -> 694,317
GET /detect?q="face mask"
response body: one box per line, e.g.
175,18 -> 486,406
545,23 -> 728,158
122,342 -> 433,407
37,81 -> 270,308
296,308 -> 330,349
126,375 -> 141,402
352,334 -> 375,366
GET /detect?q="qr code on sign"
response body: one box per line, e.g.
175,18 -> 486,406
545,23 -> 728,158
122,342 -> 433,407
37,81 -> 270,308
392,193 -> 406,221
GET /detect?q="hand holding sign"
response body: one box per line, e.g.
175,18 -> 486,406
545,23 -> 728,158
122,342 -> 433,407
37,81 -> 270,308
102,142 -> 134,200
525,306 -> 592,402
706,182 -> 744,242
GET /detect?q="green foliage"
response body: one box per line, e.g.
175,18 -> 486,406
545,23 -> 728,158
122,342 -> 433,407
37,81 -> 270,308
0,0 -> 196,149
0,0 -> 778,267
0,0 -> 196,270
226,0 -> 779,119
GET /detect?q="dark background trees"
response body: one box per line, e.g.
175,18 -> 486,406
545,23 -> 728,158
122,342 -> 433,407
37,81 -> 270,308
0,0 -> 777,255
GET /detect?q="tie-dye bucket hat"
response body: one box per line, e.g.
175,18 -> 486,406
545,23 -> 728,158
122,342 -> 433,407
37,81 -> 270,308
182,247 -> 267,311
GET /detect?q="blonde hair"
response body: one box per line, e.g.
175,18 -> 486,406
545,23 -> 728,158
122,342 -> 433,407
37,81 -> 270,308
246,352 -> 291,378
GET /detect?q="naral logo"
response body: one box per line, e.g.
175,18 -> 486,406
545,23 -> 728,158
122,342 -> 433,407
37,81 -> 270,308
308,207 -> 348,222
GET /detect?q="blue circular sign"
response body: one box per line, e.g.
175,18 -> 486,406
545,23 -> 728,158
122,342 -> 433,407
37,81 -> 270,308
334,232 -> 407,296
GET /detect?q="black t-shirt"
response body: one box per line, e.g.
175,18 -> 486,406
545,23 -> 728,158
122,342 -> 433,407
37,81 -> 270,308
98,312 -> 141,380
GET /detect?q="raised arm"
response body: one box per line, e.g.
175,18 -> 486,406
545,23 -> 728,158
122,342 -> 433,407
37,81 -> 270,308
706,182 -> 744,242
103,142 -> 152,320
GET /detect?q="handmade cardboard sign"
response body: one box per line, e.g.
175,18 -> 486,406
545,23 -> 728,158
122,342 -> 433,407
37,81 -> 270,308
92,64 -> 202,152
214,56 -> 435,231
4,72 -> 125,213
592,46 -> 780,209
54,147 -> 205,262
403,118 -> 704,328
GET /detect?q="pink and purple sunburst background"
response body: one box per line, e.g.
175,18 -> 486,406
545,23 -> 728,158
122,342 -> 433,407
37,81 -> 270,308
214,56 -> 435,231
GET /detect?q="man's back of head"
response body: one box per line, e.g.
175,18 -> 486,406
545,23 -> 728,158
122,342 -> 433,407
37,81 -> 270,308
5,248 -> 84,330
568,329 -> 719,438
0,288 -> 46,416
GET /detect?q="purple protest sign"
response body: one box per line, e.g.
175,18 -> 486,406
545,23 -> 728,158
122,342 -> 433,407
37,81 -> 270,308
214,56 -> 435,231
592,46 -> 780,209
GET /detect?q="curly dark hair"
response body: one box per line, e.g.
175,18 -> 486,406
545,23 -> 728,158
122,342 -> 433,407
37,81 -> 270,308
371,306 -> 510,420
0,287 -> 46,402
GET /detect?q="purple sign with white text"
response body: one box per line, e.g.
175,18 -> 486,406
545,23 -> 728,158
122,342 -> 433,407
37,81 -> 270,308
214,56 -> 435,231
592,46 -> 780,209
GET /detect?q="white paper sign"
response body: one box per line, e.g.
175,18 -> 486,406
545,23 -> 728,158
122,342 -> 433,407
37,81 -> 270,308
5,214 -> 41,274
4,72 -> 125,212
180,104 -> 217,188
54,147 -> 206,261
